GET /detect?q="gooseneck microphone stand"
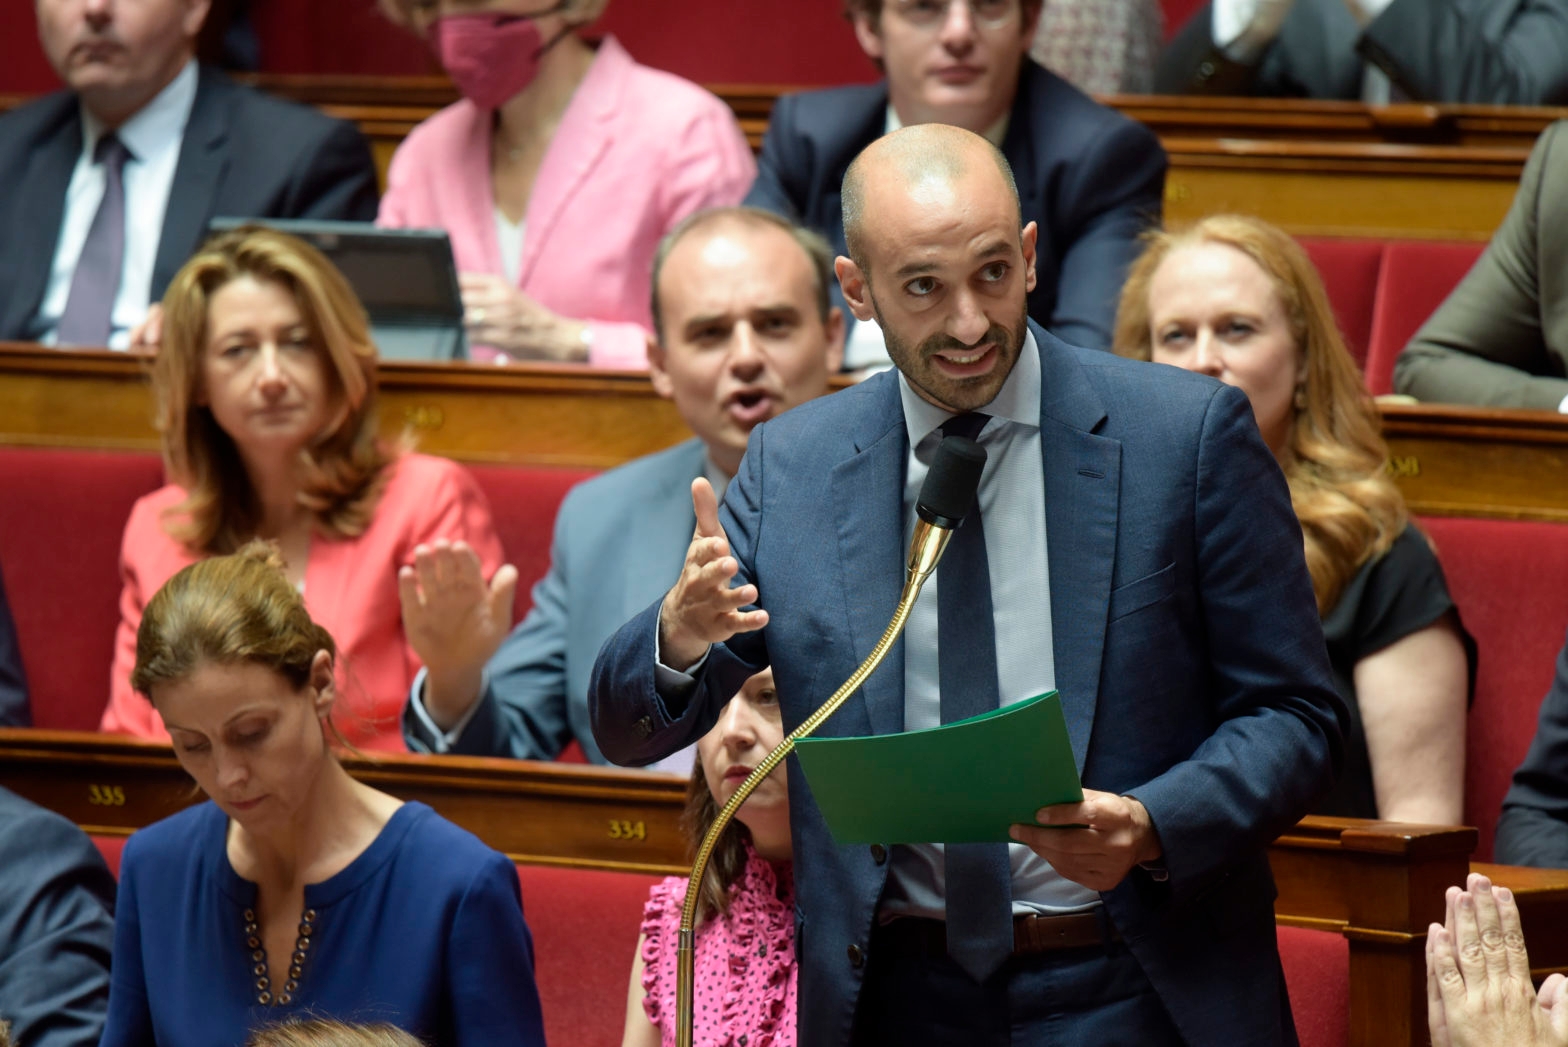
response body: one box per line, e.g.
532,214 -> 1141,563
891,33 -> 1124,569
676,434 -> 988,1047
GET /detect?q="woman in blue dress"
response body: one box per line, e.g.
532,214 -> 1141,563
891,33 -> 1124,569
98,544 -> 545,1047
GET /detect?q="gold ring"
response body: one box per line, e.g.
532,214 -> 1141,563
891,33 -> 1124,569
470,308 -> 487,326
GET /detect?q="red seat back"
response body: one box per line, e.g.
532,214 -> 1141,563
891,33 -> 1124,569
1366,242 -> 1486,396
465,464 -> 597,622
1298,237 -> 1385,372
91,833 -> 128,877
1419,516 -> 1568,859
517,863 -> 664,1047
1277,924 -> 1349,1047
0,447 -> 165,730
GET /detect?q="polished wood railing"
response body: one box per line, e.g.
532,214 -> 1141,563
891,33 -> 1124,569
5,344 -> 1566,518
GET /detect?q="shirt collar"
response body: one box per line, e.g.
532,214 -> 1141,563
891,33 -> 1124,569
703,454 -> 732,502
899,328 -> 1041,450
80,59 -> 198,162
883,103 -> 1010,149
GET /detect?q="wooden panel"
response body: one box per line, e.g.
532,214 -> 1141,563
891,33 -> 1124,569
0,729 -> 690,874
1380,403 -> 1568,521
11,346 -> 1568,518
1161,139 -> 1525,241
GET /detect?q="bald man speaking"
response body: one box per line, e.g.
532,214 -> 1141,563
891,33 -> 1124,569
591,125 -> 1346,1046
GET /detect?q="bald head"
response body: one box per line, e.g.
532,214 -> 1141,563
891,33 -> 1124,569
841,124 -> 1022,273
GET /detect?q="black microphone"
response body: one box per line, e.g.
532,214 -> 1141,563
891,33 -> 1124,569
909,434 -> 987,585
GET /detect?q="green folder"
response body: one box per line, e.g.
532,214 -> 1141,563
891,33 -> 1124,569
793,691 -> 1083,845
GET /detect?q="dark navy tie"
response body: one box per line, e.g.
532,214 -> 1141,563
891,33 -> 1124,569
936,411 -> 1013,982
57,133 -> 131,347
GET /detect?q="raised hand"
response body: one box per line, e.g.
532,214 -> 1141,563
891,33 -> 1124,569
398,539 -> 519,729
1426,872 -> 1568,1047
1009,789 -> 1162,892
657,478 -> 768,671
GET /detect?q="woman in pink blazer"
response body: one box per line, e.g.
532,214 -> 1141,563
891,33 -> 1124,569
101,228 -> 509,752
376,0 -> 756,368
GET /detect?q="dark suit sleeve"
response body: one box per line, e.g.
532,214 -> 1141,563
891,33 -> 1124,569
282,116 -> 380,223
404,512 -> 577,762
1496,626 -> 1568,867
1393,123 -> 1568,410
0,795 -> 116,1047
1048,120 -> 1167,351
743,94 -> 805,221
1154,3 -> 1266,94
1361,0 -> 1568,105
589,436 -> 767,768
1127,385 -> 1347,897
0,565 -> 29,727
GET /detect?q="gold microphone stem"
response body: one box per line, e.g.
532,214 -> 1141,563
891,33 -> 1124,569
676,521 -> 951,1047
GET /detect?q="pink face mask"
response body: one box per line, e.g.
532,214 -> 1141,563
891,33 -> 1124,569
431,12 -> 563,111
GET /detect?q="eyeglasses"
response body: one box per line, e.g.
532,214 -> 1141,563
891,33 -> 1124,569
887,0 -> 1019,30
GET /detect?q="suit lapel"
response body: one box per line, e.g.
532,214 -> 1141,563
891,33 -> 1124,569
516,39 -> 624,290
153,68 -> 230,297
621,440 -> 706,620
828,378 -> 909,739
3,104 -> 81,338
1036,329 -> 1121,768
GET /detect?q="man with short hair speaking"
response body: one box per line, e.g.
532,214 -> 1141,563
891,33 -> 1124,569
592,125 -> 1345,1045
745,0 -> 1166,369
398,208 -> 843,764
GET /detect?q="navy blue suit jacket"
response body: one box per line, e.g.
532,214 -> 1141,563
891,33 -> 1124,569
591,327 -> 1346,1045
743,61 -> 1167,351
0,786 -> 115,1047
0,66 -> 379,341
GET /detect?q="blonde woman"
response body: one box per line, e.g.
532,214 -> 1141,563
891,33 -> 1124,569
99,547 -> 544,1045
1115,213 -> 1473,823
100,227 -> 509,751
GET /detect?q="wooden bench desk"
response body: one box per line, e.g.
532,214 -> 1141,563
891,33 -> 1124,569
5,727 -> 1559,1047
6,344 -> 1568,520
3,84 -> 1553,240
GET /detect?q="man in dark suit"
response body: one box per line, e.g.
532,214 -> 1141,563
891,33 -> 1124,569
744,0 -> 1165,365
398,208 -> 843,765
592,125 -> 1345,1045
1497,629 -> 1568,867
0,786 -> 116,1047
0,0 -> 378,348
1157,0 -> 1568,104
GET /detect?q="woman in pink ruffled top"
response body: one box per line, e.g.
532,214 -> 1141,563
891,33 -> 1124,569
622,669 -> 795,1047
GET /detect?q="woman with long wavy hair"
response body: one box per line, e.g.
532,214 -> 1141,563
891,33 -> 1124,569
100,226 -> 508,751
1115,213 -> 1473,822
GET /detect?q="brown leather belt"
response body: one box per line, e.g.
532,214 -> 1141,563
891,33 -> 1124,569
882,911 -> 1119,958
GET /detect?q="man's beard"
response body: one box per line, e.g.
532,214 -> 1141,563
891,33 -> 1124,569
871,292 -> 1029,407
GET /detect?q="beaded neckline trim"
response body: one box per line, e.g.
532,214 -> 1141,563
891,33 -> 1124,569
244,907 -> 316,1006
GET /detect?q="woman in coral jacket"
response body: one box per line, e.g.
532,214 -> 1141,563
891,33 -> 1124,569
101,227 -> 509,752
375,0 -> 756,368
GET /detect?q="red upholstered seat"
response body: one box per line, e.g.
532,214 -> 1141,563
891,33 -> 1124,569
517,863 -> 665,1047
1419,516 -> 1568,859
1277,924 -> 1349,1047
90,833 -> 128,878
0,447 -> 165,730
465,464 -> 597,622
1365,241 -> 1485,396
1298,238 -> 1385,372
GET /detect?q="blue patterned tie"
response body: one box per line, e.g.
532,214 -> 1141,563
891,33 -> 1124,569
936,411 -> 1013,982
57,133 -> 131,347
